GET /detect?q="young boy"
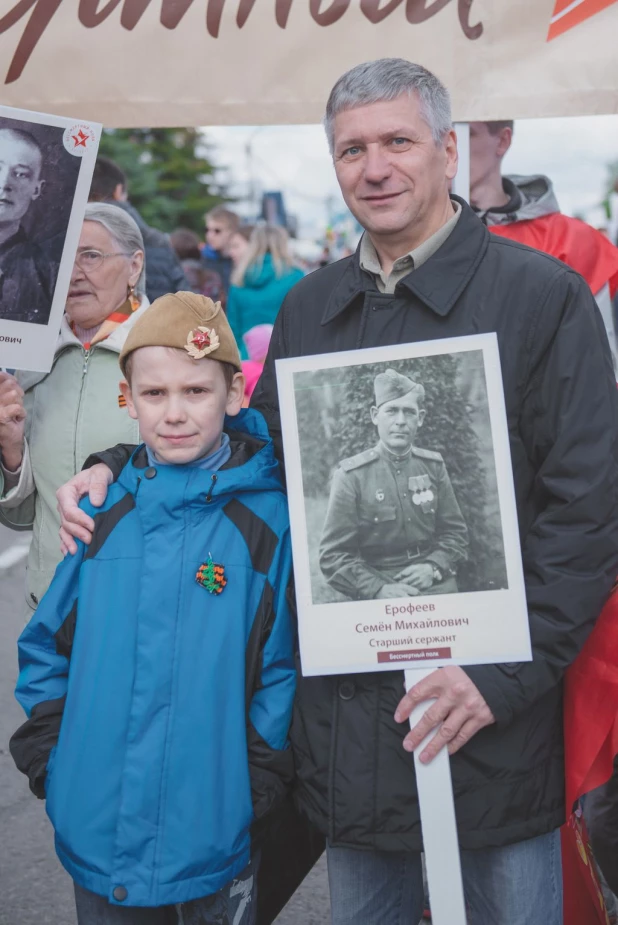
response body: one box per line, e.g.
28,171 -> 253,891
10,292 -> 296,924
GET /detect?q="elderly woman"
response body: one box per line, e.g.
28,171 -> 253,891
0,202 -> 147,615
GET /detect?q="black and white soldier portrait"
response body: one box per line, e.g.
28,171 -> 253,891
277,337 -> 528,675
285,347 -> 510,610
0,117 -> 81,326
319,369 -> 469,602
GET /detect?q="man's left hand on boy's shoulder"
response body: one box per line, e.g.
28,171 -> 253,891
57,464 -> 113,554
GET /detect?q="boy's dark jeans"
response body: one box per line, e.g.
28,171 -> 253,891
73,855 -> 258,925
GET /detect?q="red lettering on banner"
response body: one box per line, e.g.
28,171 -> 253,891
360,0 -> 403,23
0,0 -> 63,84
309,0 -> 350,26
205,0 -> 225,36
0,0 -> 483,84
161,0 -> 195,28
406,0 -> 450,24
458,0 -> 482,40
120,0 -> 150,27
79,0 -> 123,28
237,0 -> 257,28
276,0 -> 294,26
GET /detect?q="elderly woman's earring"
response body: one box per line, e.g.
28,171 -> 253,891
127,283 -> 139,312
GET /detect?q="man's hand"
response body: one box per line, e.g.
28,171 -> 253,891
0,372 -> 26,471
57,463 -> 113,555
394,666 -> 495,764
394,562 -> 434,590
379,583 -> 421,598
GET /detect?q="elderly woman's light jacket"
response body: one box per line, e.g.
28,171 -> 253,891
0,301 -> 148,612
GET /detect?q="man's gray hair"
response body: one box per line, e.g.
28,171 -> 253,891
84,202 -> 146,295
324,58 -> 452,154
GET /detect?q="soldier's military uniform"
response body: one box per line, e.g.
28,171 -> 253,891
0,227 -> 56,325
319,372 -> 468,601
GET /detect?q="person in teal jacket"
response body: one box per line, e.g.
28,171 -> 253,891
10,292 -> 295,924
226,224 -> 303,358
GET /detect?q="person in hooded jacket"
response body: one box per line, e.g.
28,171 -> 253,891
226,224 -> 303,357
10,292 -> 295,924
0,203 -> 148,619
469,120 -> 618,367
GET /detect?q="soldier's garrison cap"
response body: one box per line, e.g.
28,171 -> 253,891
374,369 -> 423,408
120,292 -> 242,376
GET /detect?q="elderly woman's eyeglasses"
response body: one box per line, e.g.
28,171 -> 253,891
74,249 -> 135,273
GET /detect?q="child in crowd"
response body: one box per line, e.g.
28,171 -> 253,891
241,323 -> 274,405
10,293 -> 295,925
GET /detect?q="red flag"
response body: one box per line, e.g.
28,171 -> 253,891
562,590 -> 618,925
492,213 -> 618,922
561,814 -> 611,925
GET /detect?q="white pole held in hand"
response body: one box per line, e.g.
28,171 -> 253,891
405,667 -> 467,925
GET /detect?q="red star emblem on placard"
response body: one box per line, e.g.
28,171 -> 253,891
548,0 -> 618,40
71,129 -> 89,149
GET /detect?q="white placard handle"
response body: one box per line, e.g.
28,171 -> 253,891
405,668 -> 467,925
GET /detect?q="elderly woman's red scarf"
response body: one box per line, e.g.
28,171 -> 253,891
562,587 -> 618,925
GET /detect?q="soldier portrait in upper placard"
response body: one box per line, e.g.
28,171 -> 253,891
0,106 -> 100,373
0,118 -> 81,326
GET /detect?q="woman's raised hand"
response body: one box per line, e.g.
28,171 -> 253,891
0,372 -> 26,471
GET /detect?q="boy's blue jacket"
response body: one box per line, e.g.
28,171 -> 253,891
10,409 -> 296,907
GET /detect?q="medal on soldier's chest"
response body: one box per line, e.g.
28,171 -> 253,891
409,475 -> 435,513
375,489 -> 385,502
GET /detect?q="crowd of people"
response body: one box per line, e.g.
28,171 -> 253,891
1,55 -> 618,925
86,160 -> 308,403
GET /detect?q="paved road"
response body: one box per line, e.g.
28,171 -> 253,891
0,524 -> 329,924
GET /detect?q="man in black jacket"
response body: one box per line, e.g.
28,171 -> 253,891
57,59 -> 618,925
253,58 -> 618,925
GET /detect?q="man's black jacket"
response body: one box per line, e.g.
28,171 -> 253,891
251,197 -> 618,849
90,198 -> 618,850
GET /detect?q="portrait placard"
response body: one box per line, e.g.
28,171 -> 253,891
0,104 -> 101,373
276,333 -> 531,676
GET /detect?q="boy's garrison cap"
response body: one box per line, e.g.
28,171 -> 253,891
119,292 -> 242,375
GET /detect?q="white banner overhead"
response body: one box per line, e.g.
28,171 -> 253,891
0,0 -> 617,127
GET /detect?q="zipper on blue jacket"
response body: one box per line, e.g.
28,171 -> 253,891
205,474 -> 217,503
